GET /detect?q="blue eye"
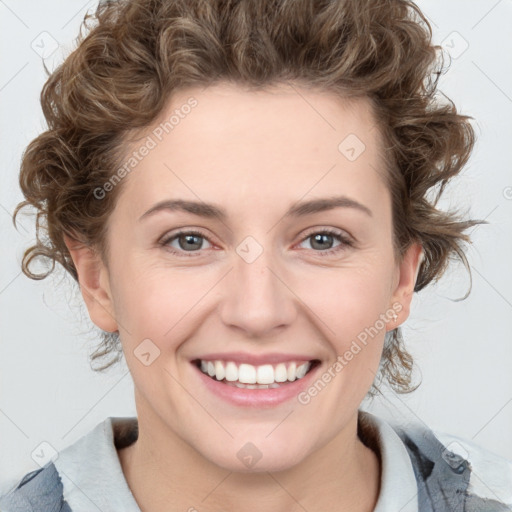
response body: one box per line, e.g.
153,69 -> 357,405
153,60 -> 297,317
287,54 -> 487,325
161,230 -> 212,257
160,228 -> 353,258
298,229 -> 354,256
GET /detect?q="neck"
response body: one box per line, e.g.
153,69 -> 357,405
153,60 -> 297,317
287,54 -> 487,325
118,407 -> 380,512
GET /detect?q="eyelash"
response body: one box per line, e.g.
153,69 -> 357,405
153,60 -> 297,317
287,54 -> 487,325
159,228 -> 354,258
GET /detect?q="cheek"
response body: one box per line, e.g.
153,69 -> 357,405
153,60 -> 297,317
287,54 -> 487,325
109,262 -> 176,337
292,264 -> 394,395
298,265 -> 394,339
109,242 -> 395,358
110,260 -> 215,350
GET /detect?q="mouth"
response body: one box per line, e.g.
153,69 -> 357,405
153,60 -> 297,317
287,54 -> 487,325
191,358 -> 322,389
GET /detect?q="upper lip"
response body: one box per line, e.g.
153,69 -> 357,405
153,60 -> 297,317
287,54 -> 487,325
192,352 -> 319,365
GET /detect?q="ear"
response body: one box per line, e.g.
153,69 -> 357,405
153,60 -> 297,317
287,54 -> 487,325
63,234 -> 118,333
388,242 -> 424,330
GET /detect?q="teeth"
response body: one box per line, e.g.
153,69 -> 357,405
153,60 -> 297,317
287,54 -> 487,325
296,363 -> 309,379
256,364 -> 274,384
239,363 -> 256,384
225,381 -> 282,389
225,362 -> 238,382
214,361 -> 225,381
197,359 -> 314,384
287,362 -> 297,381
274,363 -> 288,382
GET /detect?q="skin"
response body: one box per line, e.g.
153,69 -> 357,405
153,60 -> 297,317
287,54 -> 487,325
65,82 -> 423,512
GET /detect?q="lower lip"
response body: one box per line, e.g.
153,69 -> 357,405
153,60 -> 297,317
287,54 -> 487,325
192,361 -> 321,408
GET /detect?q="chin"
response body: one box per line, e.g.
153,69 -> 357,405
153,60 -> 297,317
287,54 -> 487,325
197,437 -> 311,474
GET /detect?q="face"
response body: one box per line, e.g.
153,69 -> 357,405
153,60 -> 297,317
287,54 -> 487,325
68,82 -> 421,473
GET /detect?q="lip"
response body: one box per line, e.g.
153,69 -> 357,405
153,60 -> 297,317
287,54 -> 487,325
192,352 -> 316,365
191,358 -> 322,408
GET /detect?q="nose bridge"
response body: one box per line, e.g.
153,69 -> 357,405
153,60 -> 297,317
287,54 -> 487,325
219,234 -> 296,336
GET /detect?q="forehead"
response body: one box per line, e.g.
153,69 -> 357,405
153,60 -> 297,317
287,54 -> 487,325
116,82 -> 385,217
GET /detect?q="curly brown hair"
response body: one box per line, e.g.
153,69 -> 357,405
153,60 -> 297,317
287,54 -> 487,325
13,0 -> 484,396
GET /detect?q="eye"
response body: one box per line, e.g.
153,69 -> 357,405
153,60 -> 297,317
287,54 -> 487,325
297,228 -> 354,256
160,230 -> 212,257
159,227 -> 354,258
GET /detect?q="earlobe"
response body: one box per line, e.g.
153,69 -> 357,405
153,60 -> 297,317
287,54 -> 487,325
63,234 -> 118,333
388,242 -> 424,329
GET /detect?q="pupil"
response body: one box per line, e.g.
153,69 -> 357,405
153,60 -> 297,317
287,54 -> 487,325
180,234 -> 202,251
312,233 -> 333,250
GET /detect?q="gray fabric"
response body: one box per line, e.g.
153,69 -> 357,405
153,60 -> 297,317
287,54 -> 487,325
0,463 -> 71,512
1,413 -> 510,511
394,423 -> 511,511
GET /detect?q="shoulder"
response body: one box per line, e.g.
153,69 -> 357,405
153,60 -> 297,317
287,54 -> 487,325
0,462 -> 72,512
391,418 -> 512,511
433,430 -> 512,508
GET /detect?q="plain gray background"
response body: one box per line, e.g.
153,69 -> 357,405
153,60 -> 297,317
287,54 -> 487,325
1,0 -> 511,492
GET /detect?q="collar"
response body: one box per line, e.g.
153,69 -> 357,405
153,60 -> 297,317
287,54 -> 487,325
53,410 -> 421,511
358,410 -> 419,512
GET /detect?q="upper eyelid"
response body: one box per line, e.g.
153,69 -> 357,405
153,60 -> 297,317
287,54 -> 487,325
161,226 -> 353,250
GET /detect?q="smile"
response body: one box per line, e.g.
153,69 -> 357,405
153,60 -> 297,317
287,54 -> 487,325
193,359 -> 321,389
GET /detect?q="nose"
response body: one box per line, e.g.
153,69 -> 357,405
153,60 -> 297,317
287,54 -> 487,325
218,242 -> 297,338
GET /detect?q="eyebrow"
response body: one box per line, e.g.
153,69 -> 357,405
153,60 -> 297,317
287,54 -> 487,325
138,195 -> 373,222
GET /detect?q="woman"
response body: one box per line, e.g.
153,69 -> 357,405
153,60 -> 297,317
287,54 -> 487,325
1,0 -> 511,511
